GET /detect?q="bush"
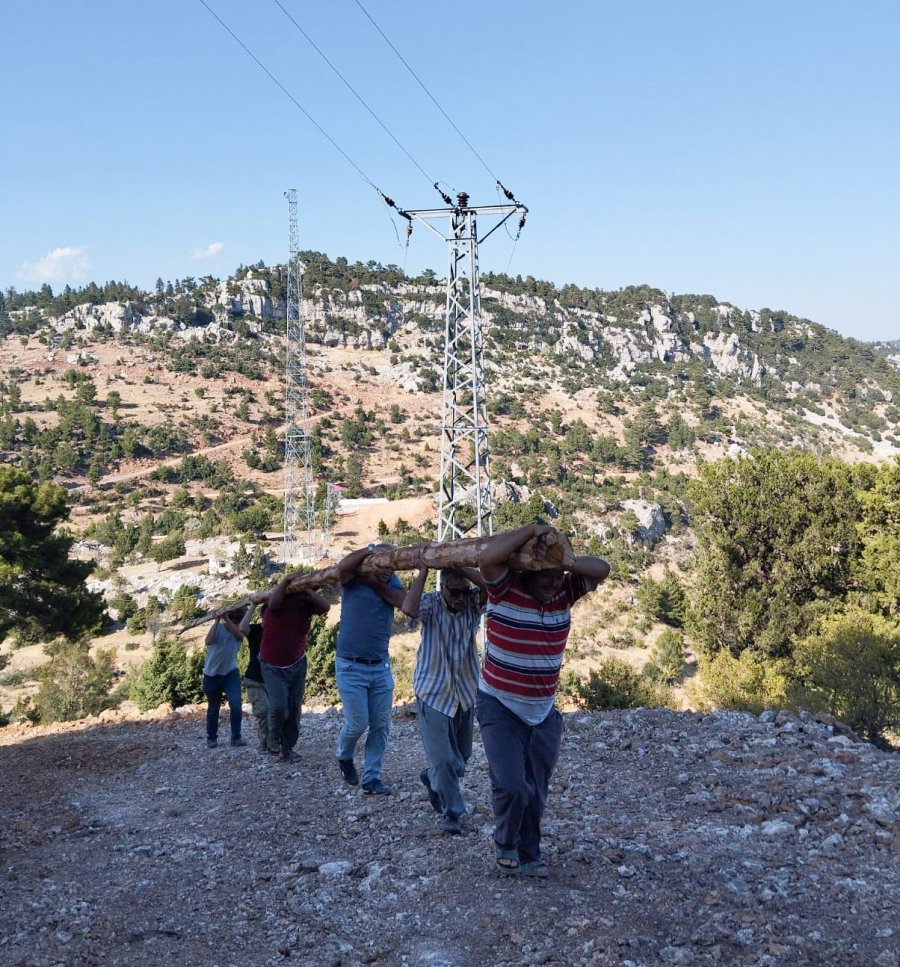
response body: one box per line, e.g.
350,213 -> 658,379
33,641 -> 116,723
636,569 -> 687,627
643,629 -> 686,684
305,616 -> 339,704
688,649 -> 790,715
792,609 -> 900,748
131,632 -> 205,710
564,657 -> 670,711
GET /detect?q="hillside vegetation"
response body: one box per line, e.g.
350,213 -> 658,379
0,258 -> 898,744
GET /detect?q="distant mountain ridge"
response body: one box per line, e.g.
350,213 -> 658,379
3,254 -> 897,460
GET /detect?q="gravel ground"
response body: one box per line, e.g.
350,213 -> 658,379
1,704 -> 898,967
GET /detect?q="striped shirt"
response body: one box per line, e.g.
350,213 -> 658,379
412,588 -> 484,717
479,570 -> 596,725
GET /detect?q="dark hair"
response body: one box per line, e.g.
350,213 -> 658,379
226,609 -> 243,623
442,568 -> 467,582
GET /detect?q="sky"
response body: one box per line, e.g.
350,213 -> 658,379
2,0 -> 898,341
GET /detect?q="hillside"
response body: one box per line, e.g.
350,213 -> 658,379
1,704 -> 897,967
1,258 -> 899,720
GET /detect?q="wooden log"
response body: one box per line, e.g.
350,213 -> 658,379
181,529 -> 573,631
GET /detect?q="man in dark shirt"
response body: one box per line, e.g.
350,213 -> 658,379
259,575 -> 330,763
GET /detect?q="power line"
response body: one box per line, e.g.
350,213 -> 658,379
198,0 -> 378,192
271,0 -> 437,190
352,0 -> 503,186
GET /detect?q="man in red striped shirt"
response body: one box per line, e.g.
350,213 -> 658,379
477,524 -> 609,877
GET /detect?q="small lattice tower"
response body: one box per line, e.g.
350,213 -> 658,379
282,189 -> 317,563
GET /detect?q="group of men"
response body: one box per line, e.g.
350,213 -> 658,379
204,524 -> 609,877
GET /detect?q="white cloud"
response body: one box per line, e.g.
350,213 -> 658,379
190,241 -> 224,261
18,246 -> 92,284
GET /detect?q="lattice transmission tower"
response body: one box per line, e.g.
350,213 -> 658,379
282,189 -> 317,563
402,192 -> 527,542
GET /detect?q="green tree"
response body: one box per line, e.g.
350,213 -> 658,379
688,649 -> 790,714
688,450 -> 859,659
305,615 -> 340,704
643,628 -> 686,684
33,641 -> 116,722
792,609 -> 900,748
0,466 -> 106,644
131,633 -> 205,710
636,569 -> 687,626
855,458 -> 900,618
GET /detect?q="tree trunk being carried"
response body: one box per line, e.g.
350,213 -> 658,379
181,529 -> 574,631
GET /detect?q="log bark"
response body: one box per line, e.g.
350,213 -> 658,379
181,529 -> 573,631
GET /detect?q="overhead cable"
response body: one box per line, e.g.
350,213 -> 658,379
352,0 -> 503,186
198,0 -> 378,192
271,0 -> 438,191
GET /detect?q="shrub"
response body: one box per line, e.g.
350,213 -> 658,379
33,641 -> 116,723
688,649 -> 790,714
565,657 -> 670,711
305,616 -> 339,704
636,569 -> 687,627
643,629 -> 686,684
131,632 -> 205,710
792,609 -> 900,748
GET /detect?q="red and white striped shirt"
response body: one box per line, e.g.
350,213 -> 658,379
479,569 -> 596,724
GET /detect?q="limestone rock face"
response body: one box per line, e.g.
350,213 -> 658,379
700,331 -> 765,384
621,498 -> 667,543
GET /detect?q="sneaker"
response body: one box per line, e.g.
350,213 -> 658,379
442,814 -> 463,835
206,738 -> 218,749
230,737 -> 247,748
338,758 -> 359,786
419,768 -> 444,814
362,779 -> 392,795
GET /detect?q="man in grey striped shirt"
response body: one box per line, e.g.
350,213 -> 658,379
402,566 -> 487,834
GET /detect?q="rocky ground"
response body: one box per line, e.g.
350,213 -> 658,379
1,704 -> 898,967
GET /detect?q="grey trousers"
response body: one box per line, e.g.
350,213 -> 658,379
476,690 -> 563,864
417,698 -> 474,820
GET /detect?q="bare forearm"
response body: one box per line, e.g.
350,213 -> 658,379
570,556 -> 610,583
337,547 -> 372,584
478,525 -> 544,570
401,568 -> 428,618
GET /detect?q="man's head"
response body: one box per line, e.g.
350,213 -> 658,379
440,569 -> 471,612
522,568 -> 565,604
226,608 -> 243,623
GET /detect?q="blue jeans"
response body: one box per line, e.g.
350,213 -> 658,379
335,658 -> 394,785
417,698 -> 473,819
260,656 -> 307,755
476,691 -> 563,864
203,668 -> 243,741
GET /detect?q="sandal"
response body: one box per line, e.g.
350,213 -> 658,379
518,859 -> 550,878
496,848 -> 520,875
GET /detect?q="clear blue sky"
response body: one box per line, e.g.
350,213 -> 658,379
2,1 -> 898,340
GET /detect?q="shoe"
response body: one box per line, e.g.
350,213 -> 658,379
518,859 -> 550,878
206,738 -> 218,749
442,814 -> 462,835
267,738 -> 280,756
362,779 -> 392,795
338,758 -> 359,786
230,737 -> 247,748
281,749 -> 300,763
419,768 -> 443,814
258,738 -> 268,752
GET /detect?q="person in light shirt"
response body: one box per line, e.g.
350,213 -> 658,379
402,566 -> 487,834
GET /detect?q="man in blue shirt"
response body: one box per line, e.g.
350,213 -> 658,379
334,542 -> 406,794
402,566 -> 486,834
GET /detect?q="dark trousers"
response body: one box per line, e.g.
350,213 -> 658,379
260,656 -> 308,755
203,668 -> 243,741
476,691 -> 563,864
